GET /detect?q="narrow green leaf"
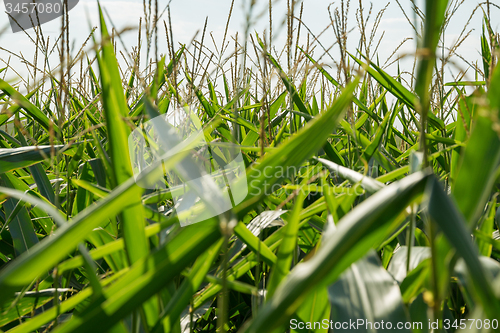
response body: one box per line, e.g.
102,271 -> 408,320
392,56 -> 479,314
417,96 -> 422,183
0,79 -> 60,136
267,183 -> 307,298
452,63 -> 500,226
96,5 -> 148,266
426,177 -> 500,318
328,251 -> 410,332
0,145 -> 66,174
151,238 -> 224,333
0,173 -> 39,256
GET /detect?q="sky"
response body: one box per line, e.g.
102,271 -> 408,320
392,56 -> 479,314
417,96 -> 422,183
0,0 -> 497,89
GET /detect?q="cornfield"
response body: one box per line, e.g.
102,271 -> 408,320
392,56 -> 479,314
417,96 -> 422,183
1,0 -> 500,332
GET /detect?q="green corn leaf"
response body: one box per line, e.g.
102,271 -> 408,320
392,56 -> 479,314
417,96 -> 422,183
0,291 -> 53,327
151,238 -> 224,333
0,80 -> 60,136
444,81 -> 486,86
477,199 -> 496,257
481,21 -> 492,80
452,63 -> 500,227
0,173 -> 39,256
241,171 -> 432,332
0,145 -> 69,174
267,182 -> 307,298
426,176 -> 500,318
233,222 -> 277,266
292,286 -> 330,333
96,5 -> 149,266
327,251 -> 410,332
